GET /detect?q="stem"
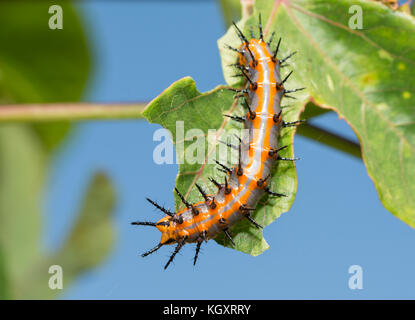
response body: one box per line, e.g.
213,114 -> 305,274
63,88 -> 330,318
296,123 -> 362,159
0,102 -> 146,122
0,102 -> 361,159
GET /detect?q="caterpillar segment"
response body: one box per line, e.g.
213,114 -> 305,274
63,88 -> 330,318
132,15 -> 304,269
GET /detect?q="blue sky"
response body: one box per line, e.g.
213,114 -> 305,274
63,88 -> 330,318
43,1 -> 415,299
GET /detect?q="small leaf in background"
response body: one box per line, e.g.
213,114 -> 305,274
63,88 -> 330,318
143,76 -> 304,255
53,173 -> 116,294
247,0 -> 415,227
14,173 -> 116,299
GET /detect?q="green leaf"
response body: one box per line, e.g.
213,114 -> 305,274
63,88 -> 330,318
300,101 -> 330,119
0,125 -> 45,298
0,245 -> 10,299
0,1 -> 90,151
240,0 -> 415,227
217,6 -> 336,153
53,173 -> 116,292
144,0 -> 415,255
14,172 -> 116,299
143,77 -> 303,255
219,0 -> 242,27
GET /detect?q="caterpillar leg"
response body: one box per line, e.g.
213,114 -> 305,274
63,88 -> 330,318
239,205 -> 263,229
280,51 -> 297,64
131,221 -> 157,227
278,155 -> 300,161
193,230 -> 207,266
141,242 -> 163,258
164,238 -> 186,270
283,120 -> 306,127
223,229 -> 235,246
267,31 -> 275,47
193,241 -> 202,266
265,187 -> 287,197
245,213 -> 263,229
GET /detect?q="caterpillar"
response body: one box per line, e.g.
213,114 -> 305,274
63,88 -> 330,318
132,15 -> 304,269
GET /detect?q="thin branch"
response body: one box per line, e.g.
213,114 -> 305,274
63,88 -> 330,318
296,123 -> 362,159
0,101 -> 362,159
0,102 -> 146,122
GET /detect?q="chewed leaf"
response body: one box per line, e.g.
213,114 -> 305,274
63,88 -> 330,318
242,0 -> 415,227
143,75 -> 304,255
143,77 -> 235,209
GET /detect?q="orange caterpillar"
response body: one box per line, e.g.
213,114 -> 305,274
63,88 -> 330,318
132,15 -> 304,269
